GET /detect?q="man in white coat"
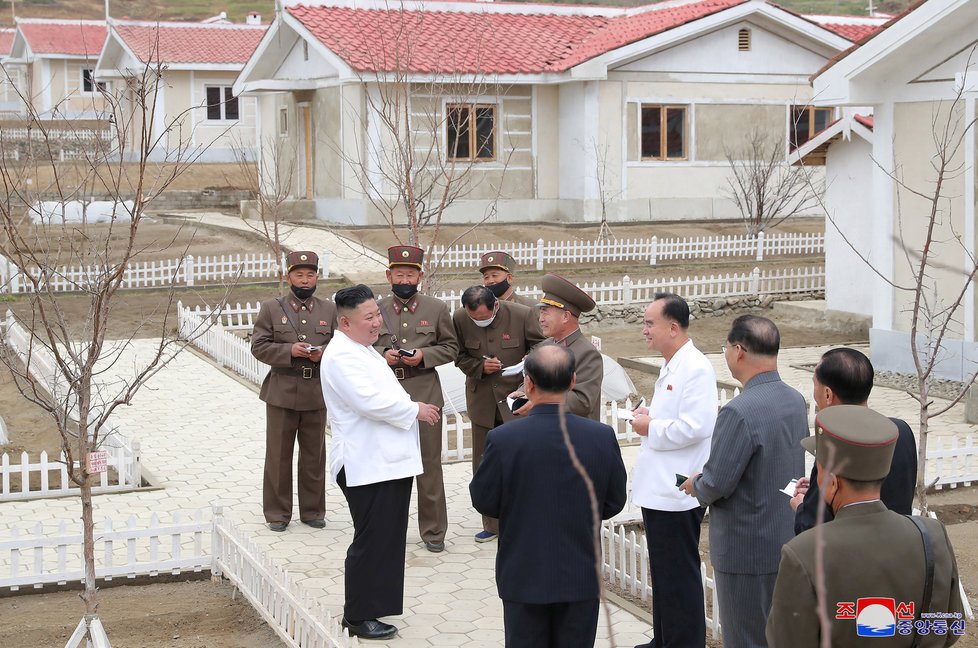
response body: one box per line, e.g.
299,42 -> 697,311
630,293 -> 718,648
321,284 -> 441,641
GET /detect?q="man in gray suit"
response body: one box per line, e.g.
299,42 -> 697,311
680,315 -> 807,648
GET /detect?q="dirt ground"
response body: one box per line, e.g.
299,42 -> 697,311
0,579 -> 286,648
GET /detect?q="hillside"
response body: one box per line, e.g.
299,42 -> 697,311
1,0 -> 911,26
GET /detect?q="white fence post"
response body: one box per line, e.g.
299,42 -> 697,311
623,275 -> 632,306
649,236 -> 658,266
750,267 -> 761,296
756,230 -> 765,261
185,255 -> 195,287
536,238 -> 545,271
211,503 -> 224,580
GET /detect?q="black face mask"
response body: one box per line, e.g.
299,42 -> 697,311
291,284 -> 317,300
391,283 -> 419,300
487,279 -> 510,299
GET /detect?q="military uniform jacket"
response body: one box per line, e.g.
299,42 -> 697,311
454,301 -> 546,428
506,291 -> 539,309
252,295 -> 336,411
556,328 -> 603,421
374,293 -> 459,407
767,500 -> 963,648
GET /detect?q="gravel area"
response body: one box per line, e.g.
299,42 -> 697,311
795,364 -> 971,402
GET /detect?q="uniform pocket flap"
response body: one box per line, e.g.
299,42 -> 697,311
415,325 -> 435,334
500,338 -> 521,348
465,340 -> 482,350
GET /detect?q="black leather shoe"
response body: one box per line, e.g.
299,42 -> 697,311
425,541 -> 445,553
269,521 -> 288,532
301,519 -> 326,529
342,618 -> 397,640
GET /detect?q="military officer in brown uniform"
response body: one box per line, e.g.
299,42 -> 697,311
767,406 -> 963,648
251,251 -> 336,532
375,245 -> 459,553
454,284 -> 545,542
518,273 -> 603,420
479,251 -> 537,309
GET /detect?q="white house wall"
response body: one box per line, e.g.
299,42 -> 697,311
277,37 -> 338,82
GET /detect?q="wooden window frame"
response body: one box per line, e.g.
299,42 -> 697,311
790,105 -> 834,148
640,104 -> 688,161
446,102 -> 497,162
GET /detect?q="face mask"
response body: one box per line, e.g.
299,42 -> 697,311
291,284 -> 316,300
471,306 -> 498,328
391,283 -> 418,300
487,279 -> 510,298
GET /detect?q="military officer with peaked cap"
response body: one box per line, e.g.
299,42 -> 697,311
454,284 -> 545,542
515,273 -> 603,420
375,245 -> 459,553
479,251 -> 538,309
251,251 -> 336,532
767,405 -> 963,648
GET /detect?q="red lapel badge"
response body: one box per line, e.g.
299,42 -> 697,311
502,333 -> 511,340
420,320 -> 429,326
319,320 -> 327,326
667,384 -> 673,391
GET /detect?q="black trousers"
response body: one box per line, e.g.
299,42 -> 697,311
502,599 -> 600,648
641,506 -> 706,648
337,469 -> 413,622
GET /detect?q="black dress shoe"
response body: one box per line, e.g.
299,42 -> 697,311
425,541 -> 445,553
342,618 -> 397,640
269,521 -> 288,532
301,519 -> 326,528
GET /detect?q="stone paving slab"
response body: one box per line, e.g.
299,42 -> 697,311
0,341 -> 653,647
162,211 -> 388,278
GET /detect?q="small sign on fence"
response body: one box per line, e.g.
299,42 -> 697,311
86,451 -> 108,474
591,335 -> 602,351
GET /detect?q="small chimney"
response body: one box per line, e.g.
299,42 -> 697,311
246,12 -> 262,25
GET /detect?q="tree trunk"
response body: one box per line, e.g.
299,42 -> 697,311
916,382 -> 930,514
79,478 -> 97,615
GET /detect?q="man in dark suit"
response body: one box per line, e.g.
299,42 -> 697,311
791,347 -> 917,533
470,343 -> 627,648
681,315 -> 808,648
251,251 -> 336,532
454,285 -> 545,543
767,406 -> 962,648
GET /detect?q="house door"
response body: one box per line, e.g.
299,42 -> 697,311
298,103 -> 313,200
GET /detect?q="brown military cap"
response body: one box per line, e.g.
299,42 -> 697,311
286,251 -> 318,273
802,405 -> 898,481
388,245 -> 424,269
538,273 -> 596,317
479,251 -> 516,274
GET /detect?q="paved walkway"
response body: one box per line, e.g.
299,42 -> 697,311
162,211 -> 388,278
0,341 -> 649,647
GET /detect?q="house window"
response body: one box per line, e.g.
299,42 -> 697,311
303,41 -> 309,61
279,107 -> 288,136
738,28 -> 751,51
790,106 -> 833,148
82,69 -> 106,93
205,86 -> 240,121
641,105 -> 687,160
446,103 -> 496,161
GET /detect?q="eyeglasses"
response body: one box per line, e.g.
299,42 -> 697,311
721,343 -> 742,353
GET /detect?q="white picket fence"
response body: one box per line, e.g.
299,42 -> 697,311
430,231 -> 824,270
927,436 -> 978,490
602,520 -> 722,639
212,507 -> 359,647
0,251 -> 328,294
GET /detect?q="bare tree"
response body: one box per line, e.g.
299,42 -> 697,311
724,128 -> 822,237
230,134 -> 298,293
0,54 -> 226,644
323,4 -> 515,287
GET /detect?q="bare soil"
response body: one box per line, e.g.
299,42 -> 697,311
0,579 -> 286,648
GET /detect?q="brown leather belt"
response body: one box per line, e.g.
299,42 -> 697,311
392,366 -> 434,381
271,365 -> 320,379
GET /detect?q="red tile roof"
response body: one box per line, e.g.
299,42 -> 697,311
0,28 -> 14,57
112,22 -> 267,65
854,113 -> 873,129
288,0 -> 747,75
16,20 -> 107,58
817,21 -> 881,41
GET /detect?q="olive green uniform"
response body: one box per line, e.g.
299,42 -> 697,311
375,293 -> 459,544
554,328 -> 603,421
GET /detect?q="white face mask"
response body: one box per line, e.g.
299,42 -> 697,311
471,305 -> 498,328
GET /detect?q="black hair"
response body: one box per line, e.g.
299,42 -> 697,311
461,284 -> 497,311
727,314 -> 780,356
334,284 -> 375,313
815,347 -> 874,404
653,292 -> 690,329
524,342 -> 576,393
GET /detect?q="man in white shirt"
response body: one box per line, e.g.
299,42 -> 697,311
320,284 -> 441,641
630,293 -> 718,648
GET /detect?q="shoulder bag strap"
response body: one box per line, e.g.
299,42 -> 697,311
907,515 -> 935,648
276,297 -> 301,335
